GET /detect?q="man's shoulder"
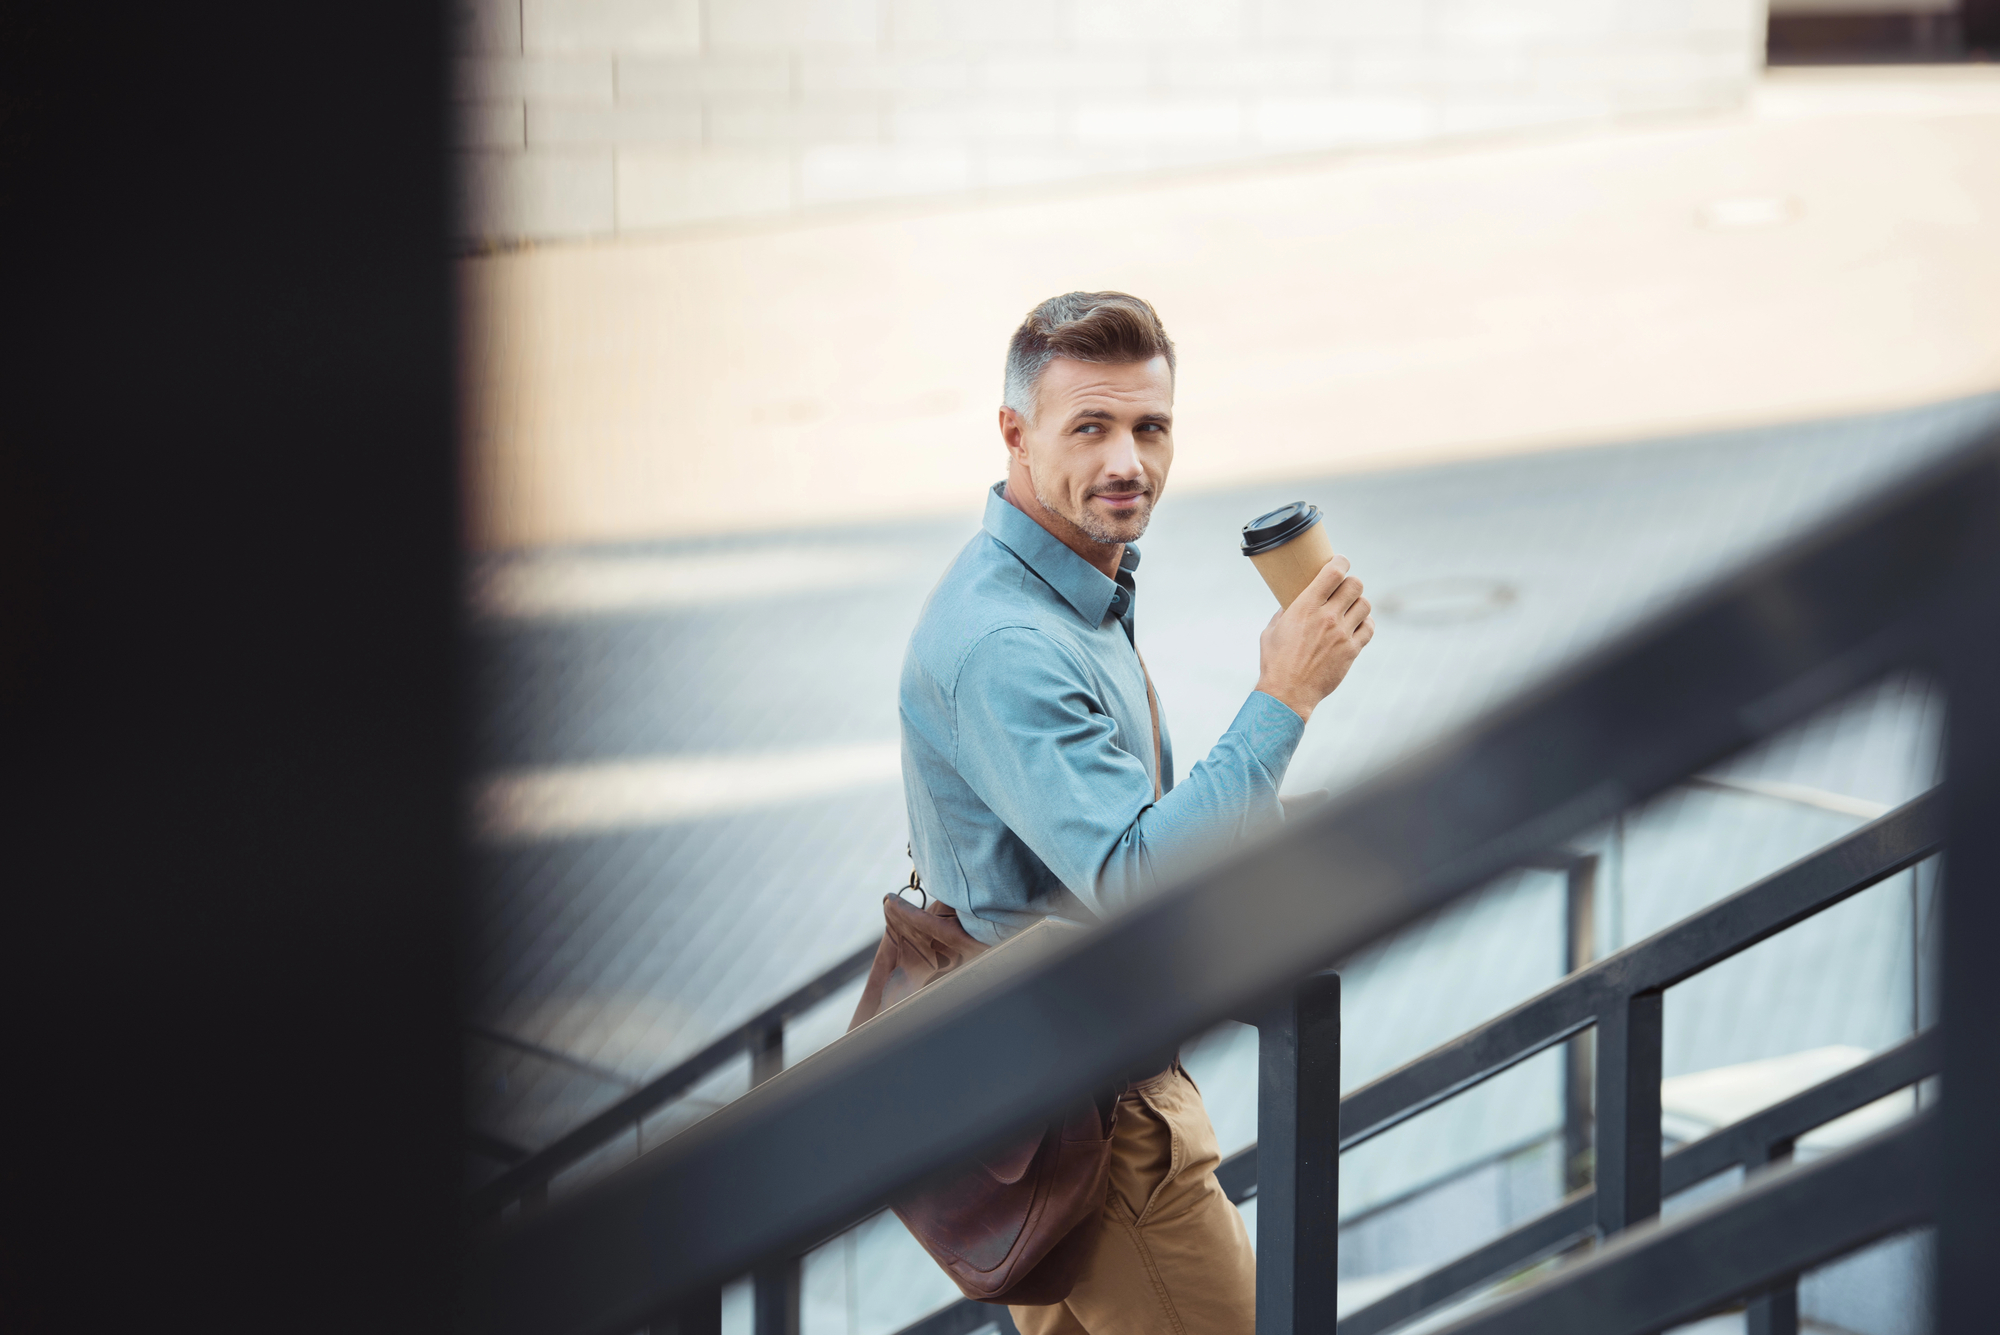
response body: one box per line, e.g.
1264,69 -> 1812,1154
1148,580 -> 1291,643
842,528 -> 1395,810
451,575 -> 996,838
906,530 -> 1077,692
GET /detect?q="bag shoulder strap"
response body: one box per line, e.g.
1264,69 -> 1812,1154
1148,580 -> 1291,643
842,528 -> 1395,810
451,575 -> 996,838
854,645 -> 1162,1034
1135,650 -> 1162,803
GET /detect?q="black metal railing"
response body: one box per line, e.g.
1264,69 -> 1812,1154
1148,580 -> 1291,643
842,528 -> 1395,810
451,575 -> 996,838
1430,1110 -> 1939,1335
1331,794 -> 1942,1335
470,942 -> 877,1213
469,849 -> 1593,1333
894,793 -> 1941,1335
462,431 -> 2000,1335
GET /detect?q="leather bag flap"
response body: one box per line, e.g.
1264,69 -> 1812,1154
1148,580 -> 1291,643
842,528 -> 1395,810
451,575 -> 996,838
976,1137 -> 1040,1186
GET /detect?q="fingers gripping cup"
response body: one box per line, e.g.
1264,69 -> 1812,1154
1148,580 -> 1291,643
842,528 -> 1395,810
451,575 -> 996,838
1241,502 -> 1335,609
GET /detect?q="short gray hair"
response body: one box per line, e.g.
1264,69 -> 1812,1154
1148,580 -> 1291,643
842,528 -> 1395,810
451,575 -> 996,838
1002,291 -> 1177,423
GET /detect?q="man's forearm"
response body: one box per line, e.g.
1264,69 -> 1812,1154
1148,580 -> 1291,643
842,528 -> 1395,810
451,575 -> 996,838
1089,689 -> 1305,912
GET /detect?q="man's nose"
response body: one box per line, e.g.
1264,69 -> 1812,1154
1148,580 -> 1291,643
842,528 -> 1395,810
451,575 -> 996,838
1104,431 -> 1143,479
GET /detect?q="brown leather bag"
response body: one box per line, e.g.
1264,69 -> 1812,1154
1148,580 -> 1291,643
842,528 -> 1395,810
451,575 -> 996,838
846,892 -> 1116,1305
845,656 -> 1167,1306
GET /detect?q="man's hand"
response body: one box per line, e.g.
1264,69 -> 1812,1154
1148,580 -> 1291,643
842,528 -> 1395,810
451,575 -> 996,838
1254,556 -> 1375,723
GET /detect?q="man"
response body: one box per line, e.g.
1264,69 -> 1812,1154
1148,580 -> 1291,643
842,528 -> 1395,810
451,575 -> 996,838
898,292 -> 1374,1335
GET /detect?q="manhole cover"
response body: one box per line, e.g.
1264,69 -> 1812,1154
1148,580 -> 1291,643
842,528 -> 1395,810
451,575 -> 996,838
1376,576 -> 1518,625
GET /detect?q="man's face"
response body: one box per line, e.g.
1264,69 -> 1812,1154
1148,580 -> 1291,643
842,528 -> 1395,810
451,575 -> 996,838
1002,356 -> 1174,548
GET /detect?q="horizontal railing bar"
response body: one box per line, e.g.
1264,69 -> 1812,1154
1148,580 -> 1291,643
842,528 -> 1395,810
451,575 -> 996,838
469,1025 -> 640,1089
891,1023 -> 1945,1335
1662,1026 -> 1942,1195
1334,1130 -> 1560,1234
1340,791 -> 1944,1148
891,1297 -> 1019,1335
464,436 -> 1999,1335
1423,1111 -> 1938,1335
1340,1009 -> 1601,1153
1517,849 -> 1595,872
1336,1026 -> 1943,1335
469,941 -> 877,1214
470,1130 -> 532,1165
1339,1197 -> 1596,1335
900,1030 -> 1947,1335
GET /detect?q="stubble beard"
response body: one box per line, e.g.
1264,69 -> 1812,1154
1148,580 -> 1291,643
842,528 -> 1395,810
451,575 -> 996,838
1038,483 -> 1155,547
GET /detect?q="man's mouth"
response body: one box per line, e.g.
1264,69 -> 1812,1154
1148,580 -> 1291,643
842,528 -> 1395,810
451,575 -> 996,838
1092,490 -> 1148,510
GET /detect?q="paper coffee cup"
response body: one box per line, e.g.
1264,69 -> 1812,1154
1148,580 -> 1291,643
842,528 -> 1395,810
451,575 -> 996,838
1241,502 -> 1334,609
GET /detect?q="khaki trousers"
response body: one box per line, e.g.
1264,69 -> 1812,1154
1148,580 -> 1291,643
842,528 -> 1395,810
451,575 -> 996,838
1010,1068 -> 1256,1335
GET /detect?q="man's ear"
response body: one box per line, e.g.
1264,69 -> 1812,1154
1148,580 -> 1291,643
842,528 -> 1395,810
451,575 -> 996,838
998,406 -> 1028,460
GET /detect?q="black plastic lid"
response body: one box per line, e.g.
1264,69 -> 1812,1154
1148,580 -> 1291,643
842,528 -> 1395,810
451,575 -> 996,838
1240,502 -> 1322,556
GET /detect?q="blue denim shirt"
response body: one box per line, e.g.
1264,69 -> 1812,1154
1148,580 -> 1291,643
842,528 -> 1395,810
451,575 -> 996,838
899,483 -> 1307,945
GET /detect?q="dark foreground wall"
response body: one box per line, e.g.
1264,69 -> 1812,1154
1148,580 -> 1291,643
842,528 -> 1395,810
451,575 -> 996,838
0,3 -> 460,1331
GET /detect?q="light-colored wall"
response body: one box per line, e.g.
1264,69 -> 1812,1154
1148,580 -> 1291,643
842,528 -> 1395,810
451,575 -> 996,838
453,0 -> 1769,245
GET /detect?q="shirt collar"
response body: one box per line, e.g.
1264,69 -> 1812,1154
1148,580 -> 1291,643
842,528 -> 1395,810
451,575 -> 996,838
982,482 -> 1141,628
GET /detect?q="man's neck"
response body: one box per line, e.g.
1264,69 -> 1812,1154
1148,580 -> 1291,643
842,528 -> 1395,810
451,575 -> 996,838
1004,475 -> 1124,579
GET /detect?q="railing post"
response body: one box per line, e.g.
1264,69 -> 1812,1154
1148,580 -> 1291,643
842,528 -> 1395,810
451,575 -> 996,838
1592,989 -> 1663,1236
1562,855 -> 1599,1194
750,1022 -> 785,1088
653,1287 -> 723,1335
1938,551 -> 2000,1335
753,1262 -> 800,1335
749,1024 -> 800,1335
1742,1139 -> 1799,1335
1255,972 -> 1340,1335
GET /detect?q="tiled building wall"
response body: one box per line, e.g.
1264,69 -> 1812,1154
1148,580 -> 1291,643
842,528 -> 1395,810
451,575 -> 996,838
452,0 -> 1769,244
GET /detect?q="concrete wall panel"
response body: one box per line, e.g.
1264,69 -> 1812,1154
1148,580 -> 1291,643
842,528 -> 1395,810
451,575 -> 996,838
1254,0 -> 1429,41
453,0 -> 1769,245
979,50 -> 1152,93
616,55 -> 792,100
1252,95 -> 1434,147
887,0 -> 1064,45
456,56 -> 616,103
525,0 -> 701,54
457,102 -> 529,149
798,143 -> 973,203
530,103 -> 704,147
709,0 -> 883,49
1072,0 -> 1248,44
618,148 -> 793,229
1074,97 -> 1246,146
890,96 -> 1066,144
451,0 -> 524,55
710,100 -> 884,146
797,53 -> 977,93
462,150 -> 616,240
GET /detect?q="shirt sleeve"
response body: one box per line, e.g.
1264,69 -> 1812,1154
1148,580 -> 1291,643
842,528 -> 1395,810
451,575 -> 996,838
950,626 -> 1306,921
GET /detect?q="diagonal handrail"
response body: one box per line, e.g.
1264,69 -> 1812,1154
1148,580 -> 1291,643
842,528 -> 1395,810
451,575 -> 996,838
1337,1027 -> 1944,1335
899,802 -> 1945,1335
463,435 -> 2000,1335
1338,790 -> 1945,1150
1426,1111 -> 1939,1335
469,941 -> 877,1213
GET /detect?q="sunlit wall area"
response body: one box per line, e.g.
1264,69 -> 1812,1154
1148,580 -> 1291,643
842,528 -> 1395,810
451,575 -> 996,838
450,0 -> 1768,245
459,65 -> 2000,551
